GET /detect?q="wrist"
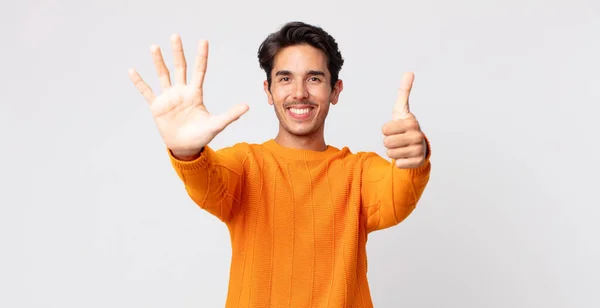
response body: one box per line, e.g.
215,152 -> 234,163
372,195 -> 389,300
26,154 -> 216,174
170,147 -> 204,161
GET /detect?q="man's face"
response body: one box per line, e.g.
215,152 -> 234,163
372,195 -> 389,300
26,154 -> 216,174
264,44 -> 343,137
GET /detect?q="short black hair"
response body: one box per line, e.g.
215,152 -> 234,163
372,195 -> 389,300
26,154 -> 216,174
257,21 -> 344,89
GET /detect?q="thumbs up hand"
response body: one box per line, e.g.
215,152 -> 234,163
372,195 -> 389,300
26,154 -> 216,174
381,72 -> 427,169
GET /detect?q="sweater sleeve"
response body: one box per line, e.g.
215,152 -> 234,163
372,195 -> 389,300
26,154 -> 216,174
168,144 -> 249,223
360,137 -> 432,233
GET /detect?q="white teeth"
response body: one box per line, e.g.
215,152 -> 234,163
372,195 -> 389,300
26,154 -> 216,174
289,108 -> 311,115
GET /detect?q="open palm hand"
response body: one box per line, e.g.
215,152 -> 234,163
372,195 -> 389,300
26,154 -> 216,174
129,34 -> 248,157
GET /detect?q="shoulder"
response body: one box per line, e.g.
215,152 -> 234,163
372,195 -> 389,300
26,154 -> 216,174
330,145 -> 386,164
214,141 -> 284,160
214,141 -> 270,151
332,144 -> 379,158
212,142 -> 256,161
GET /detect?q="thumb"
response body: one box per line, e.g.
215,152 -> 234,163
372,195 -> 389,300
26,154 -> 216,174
212,103 -> 249,131
392,72 -> 414,120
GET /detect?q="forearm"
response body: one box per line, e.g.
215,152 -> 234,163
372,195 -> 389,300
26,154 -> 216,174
362,137 -> 431,232
169,145 -> 244,222
367,162 -> 430,231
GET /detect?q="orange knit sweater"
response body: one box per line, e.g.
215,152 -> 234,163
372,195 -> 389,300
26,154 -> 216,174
169,139 -> 431,308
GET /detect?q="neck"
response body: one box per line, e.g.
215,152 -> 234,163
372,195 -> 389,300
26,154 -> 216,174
274,126 -> 327,152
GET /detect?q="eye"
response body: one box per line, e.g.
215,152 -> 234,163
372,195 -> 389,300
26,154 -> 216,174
279,77 -> 290,82
308,77 -> 321,82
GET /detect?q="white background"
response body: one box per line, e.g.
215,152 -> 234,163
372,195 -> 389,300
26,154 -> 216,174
2,0 -> 599,307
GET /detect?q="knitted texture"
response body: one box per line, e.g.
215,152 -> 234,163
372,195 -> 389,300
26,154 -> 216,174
169,139 -> 431,308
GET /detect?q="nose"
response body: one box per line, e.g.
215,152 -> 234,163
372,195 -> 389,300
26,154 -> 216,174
292,80 -> 309,100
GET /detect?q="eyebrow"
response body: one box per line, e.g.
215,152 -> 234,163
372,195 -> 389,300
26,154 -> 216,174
275,70 -> 326,77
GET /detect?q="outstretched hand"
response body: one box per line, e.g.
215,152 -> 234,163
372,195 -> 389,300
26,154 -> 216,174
382,72 -> 427,169
128,34 -> 249,158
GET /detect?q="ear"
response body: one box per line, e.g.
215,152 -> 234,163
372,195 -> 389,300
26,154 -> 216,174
329,79 -> 344,105
263,80 -> 274,105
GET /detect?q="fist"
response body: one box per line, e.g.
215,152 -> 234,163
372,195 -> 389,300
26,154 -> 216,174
382,72 -> 427,169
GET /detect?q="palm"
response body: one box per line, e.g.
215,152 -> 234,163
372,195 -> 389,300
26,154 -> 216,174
129,35 -> 248,156
149,85 -> 213,151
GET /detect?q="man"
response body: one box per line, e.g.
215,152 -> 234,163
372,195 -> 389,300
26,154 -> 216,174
128,21 -> 431,308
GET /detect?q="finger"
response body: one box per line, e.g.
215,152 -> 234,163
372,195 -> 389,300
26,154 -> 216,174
170,34 -> 187,85
150,45 -> 171,90
383,131 -> 423,148
392,72 -> 414,120
128,68 -> 156,103
394,157 -> 425,169
381,118 -> 420,136
190,40 -> 209,90
387,144 -> 424,159
211,103 -> 249,132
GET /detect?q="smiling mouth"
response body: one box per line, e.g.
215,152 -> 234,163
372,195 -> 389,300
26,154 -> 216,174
288,107 -> 313,115
286,105 -> 316,120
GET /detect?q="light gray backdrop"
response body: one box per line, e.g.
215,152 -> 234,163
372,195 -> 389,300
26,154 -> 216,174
3,0 -> 599,307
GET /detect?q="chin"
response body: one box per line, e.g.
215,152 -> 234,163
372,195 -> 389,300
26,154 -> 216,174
287,126 -> 317,136
284,120 -> 325,137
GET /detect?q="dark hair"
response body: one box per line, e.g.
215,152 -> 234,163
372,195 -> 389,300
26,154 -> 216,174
257,21 -> 344,89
